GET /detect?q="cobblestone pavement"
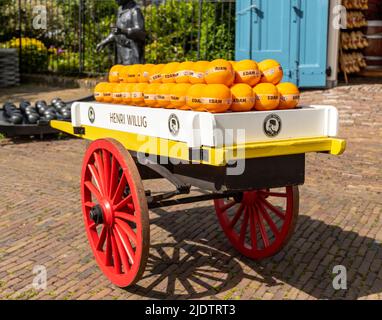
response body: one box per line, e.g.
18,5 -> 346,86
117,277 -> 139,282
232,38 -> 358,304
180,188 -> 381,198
0,84 -> 92,106
0,82 -> 381,300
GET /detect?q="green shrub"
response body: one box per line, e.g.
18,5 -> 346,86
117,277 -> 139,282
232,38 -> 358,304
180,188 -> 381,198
144,0 -> 235,63
0,37 -> 49,73
49,51 -> 79,74
48,14 -> 116,75
0,0 -> 235,75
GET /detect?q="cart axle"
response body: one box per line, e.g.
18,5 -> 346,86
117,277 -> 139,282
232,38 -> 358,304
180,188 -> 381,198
148,192 -> 240,209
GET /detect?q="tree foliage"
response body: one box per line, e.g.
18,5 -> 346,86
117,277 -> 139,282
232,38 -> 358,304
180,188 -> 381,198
144,0 -> 235,63
0,0 -> 235,75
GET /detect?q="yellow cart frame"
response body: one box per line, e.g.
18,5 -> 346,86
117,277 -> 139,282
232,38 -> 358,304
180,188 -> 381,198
51,120 -> 346,166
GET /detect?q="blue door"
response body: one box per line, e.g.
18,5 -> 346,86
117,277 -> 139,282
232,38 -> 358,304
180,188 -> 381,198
235,0 -> 329,88
296,0 -> 329,87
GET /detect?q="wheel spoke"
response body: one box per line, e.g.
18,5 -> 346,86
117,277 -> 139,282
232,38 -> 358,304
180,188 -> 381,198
105,229 -> 113,266
94,151 -> 105,195
109,156 -> 119,198
87,164 -> 104,195
228,203 -> 244,229
239,207 -> 249,244
257,200 -> 280,237
255,204 -> 270,248
110,231 -> 122,274
219,200 -> 236,212
113,226 -> 131,273
102,150 -> 111,197
96,225 -> 107,251
249,206 -> 257,250
112,175 -> 127,204
259,197 -> 285,220
113,194 -> 133,212
115,211 -> 137,223
115,218 -> 137,246
84,181 -> 103,203
88,222 -> 96,230
85,201 -> 96,208
115,224 -> 135,265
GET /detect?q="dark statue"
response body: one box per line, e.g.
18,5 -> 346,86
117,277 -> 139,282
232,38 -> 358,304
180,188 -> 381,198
96,0 -> 145,65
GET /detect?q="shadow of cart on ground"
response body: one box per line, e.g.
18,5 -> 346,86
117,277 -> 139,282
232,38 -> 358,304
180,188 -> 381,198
128,204 -> 382,300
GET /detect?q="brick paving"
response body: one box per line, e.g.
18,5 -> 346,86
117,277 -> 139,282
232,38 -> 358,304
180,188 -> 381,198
0,82 -> 381,300
0,84 -> 92,105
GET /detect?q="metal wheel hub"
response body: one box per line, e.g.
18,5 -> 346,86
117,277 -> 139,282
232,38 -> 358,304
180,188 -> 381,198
242,191 -> 259,205
90,200 -> 114,226
90,204 -> 104,224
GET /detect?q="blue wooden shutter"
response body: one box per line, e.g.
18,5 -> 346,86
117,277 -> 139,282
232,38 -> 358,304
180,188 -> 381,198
235,0 -> 330,88
250,0 -> 295,83
296,0 -> 329,87
235,0 -> 252,60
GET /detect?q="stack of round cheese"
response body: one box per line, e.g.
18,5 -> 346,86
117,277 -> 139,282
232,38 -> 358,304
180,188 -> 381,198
94,58 -> 300,113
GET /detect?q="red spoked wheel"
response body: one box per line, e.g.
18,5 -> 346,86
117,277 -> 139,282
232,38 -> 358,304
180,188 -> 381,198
214,186 -> 299,260
81,138 -> 149,287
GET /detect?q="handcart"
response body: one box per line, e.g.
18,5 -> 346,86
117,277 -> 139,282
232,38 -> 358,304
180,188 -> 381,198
51,102 -> 346,288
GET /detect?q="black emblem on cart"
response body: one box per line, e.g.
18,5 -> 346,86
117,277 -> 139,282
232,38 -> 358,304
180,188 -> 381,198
88,107 -> 95,123
168,114 -> 180,136
263,114 -> 282,137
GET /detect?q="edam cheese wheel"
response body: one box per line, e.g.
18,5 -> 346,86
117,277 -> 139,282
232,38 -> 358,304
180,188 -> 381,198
149,64 -> 165,83
233,59 -> 261,86
201,84 -> 232,113
170,83 -> 192,110
205,59 -> 235,86
112,83 -> 124,104
126,64 -> 142,83
277,82 -> 300,109
186,84 -> 206,111
138,64 -> 155,83
131,83 -> 148,106
94,82 -> 110,102
230,83 -> 255,112
175,61 -> 194,83
157,83 -> 176,108
103,83 -> 114,103
118,66 -> 130,83
94,82 -> 114,103
144,83 -> 161,107
253,83 -> 280,111
161,62 -> 180,83
120,83 -> 134,104
108,65 -> 124,83
258,59 -> 283,85
190,61 -> 209,84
